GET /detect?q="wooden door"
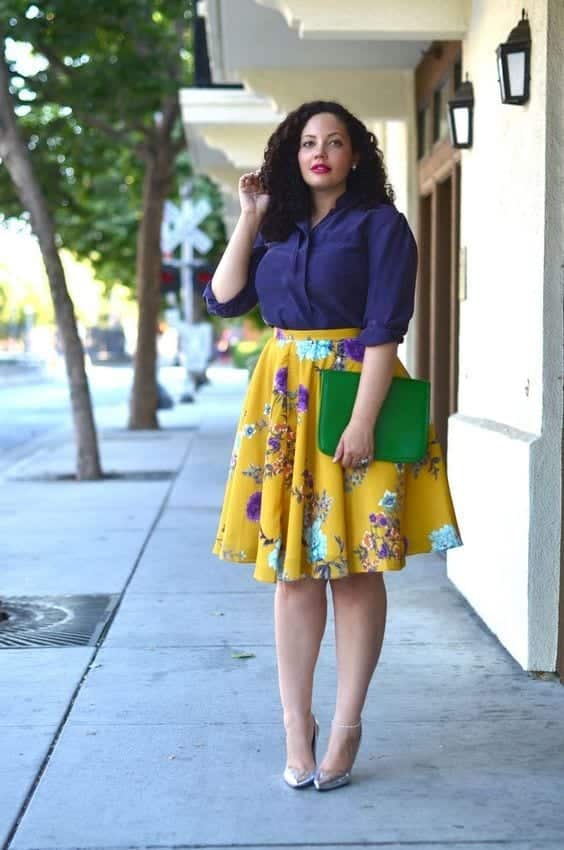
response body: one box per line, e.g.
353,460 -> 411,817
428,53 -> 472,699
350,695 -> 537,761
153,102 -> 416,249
415,194 -> 431,382
414,43 -> 462,456
430,175 -> 452,448
415,157 -> 461,452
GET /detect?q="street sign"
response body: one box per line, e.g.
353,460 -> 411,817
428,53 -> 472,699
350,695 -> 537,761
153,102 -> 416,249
161,198 -> 212,255
160,192 -> 214,403
191,228 -> 213,254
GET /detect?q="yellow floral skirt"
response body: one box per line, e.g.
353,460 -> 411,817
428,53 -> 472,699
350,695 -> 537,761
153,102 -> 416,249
213,327 -> 462,583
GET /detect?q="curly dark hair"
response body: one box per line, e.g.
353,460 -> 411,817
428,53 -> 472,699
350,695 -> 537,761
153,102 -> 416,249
258,100 -> 395,243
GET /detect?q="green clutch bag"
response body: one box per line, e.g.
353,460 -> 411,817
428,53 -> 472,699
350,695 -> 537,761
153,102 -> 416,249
317,370 -> 430,463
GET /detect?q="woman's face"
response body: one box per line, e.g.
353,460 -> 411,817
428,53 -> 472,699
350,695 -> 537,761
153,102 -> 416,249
297,112 -> 358,192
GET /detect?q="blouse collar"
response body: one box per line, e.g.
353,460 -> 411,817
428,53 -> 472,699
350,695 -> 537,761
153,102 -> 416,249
295,188 -> 360,234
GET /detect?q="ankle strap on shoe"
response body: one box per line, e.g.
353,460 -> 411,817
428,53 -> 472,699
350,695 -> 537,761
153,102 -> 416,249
332,719 -> 361,728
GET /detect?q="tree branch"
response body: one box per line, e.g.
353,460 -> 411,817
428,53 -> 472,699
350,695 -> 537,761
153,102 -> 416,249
79,112 -> 135,145
158,95 -> 180,139
173,134 -> 187,157
32,40 -> 71,79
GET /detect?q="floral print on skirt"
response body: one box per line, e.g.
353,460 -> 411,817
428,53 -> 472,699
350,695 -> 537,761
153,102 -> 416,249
213,327 -> 462,583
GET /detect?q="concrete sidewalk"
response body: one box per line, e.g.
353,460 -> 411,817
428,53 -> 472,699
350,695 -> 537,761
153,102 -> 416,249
0,369 -> 563,850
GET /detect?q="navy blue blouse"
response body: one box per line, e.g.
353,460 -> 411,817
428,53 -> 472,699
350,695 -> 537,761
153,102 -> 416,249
203,188 -> 418,346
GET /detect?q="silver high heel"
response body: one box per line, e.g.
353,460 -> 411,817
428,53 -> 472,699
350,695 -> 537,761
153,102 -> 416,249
283,714 -> 319,789
313,719 -> 362,791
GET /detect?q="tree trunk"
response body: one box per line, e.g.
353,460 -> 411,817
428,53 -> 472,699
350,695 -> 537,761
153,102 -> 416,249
0,50 -> 102,480
128,145 -> 175,429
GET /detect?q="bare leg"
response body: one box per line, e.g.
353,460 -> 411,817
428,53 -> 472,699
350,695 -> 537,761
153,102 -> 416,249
319,572 -> 387,773
274,576 -> 328,770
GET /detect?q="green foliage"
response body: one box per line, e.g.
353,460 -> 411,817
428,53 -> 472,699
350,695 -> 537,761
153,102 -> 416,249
0,1 -> 226,292
232,328 -> 271,372
1,1 -> 194,121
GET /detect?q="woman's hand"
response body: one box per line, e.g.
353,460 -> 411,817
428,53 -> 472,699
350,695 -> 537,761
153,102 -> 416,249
238,170 -> 270,218
333,418 -> 374,469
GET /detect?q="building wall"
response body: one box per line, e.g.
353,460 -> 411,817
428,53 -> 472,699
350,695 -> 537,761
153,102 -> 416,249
457,0 -> 546,432
534,0 -> 564,667
447,0 -> 562,669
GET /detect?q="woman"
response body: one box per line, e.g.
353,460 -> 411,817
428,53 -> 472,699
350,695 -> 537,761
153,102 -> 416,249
204,100 -> 462,791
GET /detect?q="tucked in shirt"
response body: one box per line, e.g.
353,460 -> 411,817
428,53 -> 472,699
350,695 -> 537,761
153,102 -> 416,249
203,188 -> 418,346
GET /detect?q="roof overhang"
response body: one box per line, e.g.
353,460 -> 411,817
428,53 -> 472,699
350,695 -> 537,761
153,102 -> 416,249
240,68 -> 413,121
179,87 -> 283,171
199,0 -> 431,84
254,0 -> 471,41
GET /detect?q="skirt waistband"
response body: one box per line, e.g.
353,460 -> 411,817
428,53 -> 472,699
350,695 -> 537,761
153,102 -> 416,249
274,327 -> 361,341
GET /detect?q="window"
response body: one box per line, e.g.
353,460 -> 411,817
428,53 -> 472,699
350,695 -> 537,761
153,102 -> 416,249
433,79 -> 450,143
454,59 -> 462,92
417,51 -> 462,159
417,107 -> 426,159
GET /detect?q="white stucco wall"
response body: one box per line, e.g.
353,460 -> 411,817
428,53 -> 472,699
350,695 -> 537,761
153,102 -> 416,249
447,0 -> 563,670
456,0 -> 547,433
530,0 -> 564,668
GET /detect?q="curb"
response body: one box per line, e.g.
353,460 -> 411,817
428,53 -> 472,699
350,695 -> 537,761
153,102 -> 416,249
0,423 -> 72,479
0,368 -> 50,387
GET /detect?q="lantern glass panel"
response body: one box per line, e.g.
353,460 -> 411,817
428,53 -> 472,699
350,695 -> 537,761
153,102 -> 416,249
452,105 -> 469,146
497,52 -> 506,100
507,50 -> 526,97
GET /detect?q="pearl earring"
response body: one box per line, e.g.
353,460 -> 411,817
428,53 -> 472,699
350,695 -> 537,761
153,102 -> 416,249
352,164 -> 358,171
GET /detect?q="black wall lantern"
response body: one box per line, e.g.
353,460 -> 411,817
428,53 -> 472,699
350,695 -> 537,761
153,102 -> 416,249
447,77 -> 474,149
496,9 -> 531,105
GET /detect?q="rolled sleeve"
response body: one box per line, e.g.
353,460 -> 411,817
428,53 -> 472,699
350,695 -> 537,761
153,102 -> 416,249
357,208 -> 418,347
203,232 -> 267,318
